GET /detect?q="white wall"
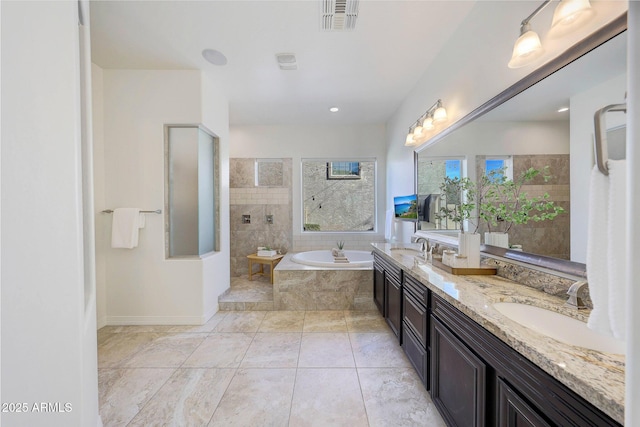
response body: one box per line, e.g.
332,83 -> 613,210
93,63 -> 107,328
230,124 -> 387,249
99,69 -> 229,324
201,74 -> 231,316
570,73 -> 626,263
1,1 -> 99,425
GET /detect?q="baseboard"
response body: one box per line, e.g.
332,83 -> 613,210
106,314 -> 209,326
203,303 -> 219,323
96,315 -> 108,330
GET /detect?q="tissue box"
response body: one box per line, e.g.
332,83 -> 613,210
257,249 -> 277,257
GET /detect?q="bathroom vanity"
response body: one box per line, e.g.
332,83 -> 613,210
371,243 -> 624,427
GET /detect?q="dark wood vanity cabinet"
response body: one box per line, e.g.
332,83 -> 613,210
431,316 -> 486,427
497,378 -> 551,427
430,293 -> 621,427
373,258 -> 385,316
373,254 -> 402,341
372,251 -> 620,427
402,274 -> 430,388
384,266 -> 402,341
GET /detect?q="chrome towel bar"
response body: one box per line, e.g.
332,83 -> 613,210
101,209 -> 162,214
594,103 -> 626,176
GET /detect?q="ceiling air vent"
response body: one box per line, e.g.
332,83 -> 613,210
275,53 -> 298,71
321,0 -> 359,31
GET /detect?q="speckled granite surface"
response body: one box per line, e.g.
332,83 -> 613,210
371,243 -> 624,425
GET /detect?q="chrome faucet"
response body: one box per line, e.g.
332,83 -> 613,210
414,237 -> 428,259
565,281 -> 587,309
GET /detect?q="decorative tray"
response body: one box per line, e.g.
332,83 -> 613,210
432,257 -> 497,275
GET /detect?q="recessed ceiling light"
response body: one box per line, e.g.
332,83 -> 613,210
329,107 -> 339,113
557,107 -> 569,112
202,49 -> 227,66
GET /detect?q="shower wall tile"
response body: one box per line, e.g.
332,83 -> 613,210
229,159 -> 256,188
230,158 -> 293,277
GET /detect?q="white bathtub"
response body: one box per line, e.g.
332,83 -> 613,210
290,250 -> 373,268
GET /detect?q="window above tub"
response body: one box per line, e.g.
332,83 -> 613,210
302,158 -> 376,233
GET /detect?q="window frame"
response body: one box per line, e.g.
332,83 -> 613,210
301,158 -> 377,233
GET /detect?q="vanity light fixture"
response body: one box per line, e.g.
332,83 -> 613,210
508,0 -> 595,69
404,99 -> 448,147
549,0 -> 595,38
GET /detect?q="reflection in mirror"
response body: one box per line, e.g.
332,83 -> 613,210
417,157 -> 465,230
416,30 -> 626,265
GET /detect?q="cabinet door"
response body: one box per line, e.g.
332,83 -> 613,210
498,378 -> 551,427
431,316 -> 486,427
402,323 -> 428,387
373,265 -> 385,316
385,276 -> 402,341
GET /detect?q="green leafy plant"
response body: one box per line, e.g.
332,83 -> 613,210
434,176 -> 477,233
336,241 -> 345,250
478,166 -> 565,234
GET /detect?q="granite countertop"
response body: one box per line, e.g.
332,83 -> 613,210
371,243 -> 625,425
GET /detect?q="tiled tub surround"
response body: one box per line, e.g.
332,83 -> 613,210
371,243 -> 624,424
273,254 -> 375,311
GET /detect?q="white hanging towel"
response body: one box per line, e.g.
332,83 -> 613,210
586,166 -> 612,336
385,209 -> 394,241
111,208 -> 144,249
586,160 -> 627,340
606,159 -> 626,339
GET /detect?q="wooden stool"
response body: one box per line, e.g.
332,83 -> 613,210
247,253 -> 284,284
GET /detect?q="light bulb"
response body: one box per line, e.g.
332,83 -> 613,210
549,0 -> 595,38
508,26 -> 544,68
405,133 -> 416,146
433,106 -> 447,123
413,125 -> 424,138
423,117 -> 435,130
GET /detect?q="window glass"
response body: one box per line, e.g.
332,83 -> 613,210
484,156 -> 513,181
302,159 -> 375,232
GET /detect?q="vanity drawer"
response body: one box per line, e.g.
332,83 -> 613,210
403,290 -> 427,347
404,274 -> 428,304
373,253 -> 402,282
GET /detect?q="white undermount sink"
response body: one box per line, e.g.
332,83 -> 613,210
389,247 -> 421,256
493,302 -> 625,355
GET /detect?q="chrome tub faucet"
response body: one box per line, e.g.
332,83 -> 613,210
565,281 -> 587,309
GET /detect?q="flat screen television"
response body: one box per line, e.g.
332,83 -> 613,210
394,194 -> 418,220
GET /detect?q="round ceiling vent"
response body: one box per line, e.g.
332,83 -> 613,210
202,49 -> 227,66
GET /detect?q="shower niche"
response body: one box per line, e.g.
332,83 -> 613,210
164,124 -> 220,258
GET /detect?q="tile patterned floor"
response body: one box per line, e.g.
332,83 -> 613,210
98,310 -> 446,426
